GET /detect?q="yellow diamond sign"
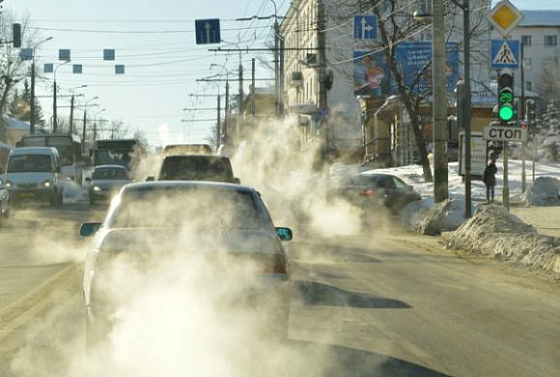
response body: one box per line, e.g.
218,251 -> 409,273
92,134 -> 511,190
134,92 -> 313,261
487,0 -> 524,37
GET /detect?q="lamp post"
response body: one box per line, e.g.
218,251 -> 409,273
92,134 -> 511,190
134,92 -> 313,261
93,108 -> 106,141
29,36 -> 53,134
81,96 -> 98,152
270,0 -> 280,118
69,85 -> 87,135
52,60 -> 70,133
210,63 -> 230,139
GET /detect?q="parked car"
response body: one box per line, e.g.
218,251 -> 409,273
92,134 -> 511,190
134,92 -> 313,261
0,180 -> 10,225
329,172 -> 421,215
86,165 -> 132,204
80,181 -> 293,347
151,154 -> 240,184
3,147 -> 64,206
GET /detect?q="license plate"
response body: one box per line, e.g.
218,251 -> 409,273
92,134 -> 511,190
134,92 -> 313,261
20,192 -> 36,199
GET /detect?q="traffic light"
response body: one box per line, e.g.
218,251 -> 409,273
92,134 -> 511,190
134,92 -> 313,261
497,69 -> 514,122
12,23 -> 21,48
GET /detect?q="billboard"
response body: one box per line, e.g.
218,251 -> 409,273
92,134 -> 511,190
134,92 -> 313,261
354,42 -> 460,97
353,50 -> 391,96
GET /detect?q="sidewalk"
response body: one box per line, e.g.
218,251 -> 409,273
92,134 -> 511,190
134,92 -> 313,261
510,206 -> 560,238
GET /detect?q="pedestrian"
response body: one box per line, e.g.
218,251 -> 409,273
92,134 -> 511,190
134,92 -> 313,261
483,158 -> 498,203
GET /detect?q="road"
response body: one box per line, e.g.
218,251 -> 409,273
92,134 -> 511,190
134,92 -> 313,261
1,204 -> 560,376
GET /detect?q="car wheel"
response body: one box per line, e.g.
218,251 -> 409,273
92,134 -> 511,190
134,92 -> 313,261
57,190 -> 64,206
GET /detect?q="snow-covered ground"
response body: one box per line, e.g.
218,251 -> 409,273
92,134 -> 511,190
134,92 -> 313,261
340,158 -> 560,278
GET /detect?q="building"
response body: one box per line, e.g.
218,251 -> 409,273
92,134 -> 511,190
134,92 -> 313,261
493,10 -> 560,108
280,0 -> 492,166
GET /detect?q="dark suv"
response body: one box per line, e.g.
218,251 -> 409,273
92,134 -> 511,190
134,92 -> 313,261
156,155 -> 240,184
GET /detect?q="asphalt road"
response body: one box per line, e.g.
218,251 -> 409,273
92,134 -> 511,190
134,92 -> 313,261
1,203 -> 559,376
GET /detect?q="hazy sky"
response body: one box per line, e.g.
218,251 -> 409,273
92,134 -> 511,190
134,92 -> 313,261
5,0 -> 559,146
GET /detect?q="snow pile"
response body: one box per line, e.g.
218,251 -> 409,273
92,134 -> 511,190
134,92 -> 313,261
522,176 -> 560,206
406,199 -> 468,235
442,204 -> 560,276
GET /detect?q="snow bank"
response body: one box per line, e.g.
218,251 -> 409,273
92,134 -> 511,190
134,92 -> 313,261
521,176 -> 560,206
441,205 -> 560,276
403,199 -> 469,235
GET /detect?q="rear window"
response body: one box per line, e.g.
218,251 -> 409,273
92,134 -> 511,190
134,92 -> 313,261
108,187 -> 261,229
7,154 -> 52,173
159,156 -> 233,181
93,168 -> 129,180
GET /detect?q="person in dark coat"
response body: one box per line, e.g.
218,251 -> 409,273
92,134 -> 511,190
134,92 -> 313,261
483,158 -> 498,203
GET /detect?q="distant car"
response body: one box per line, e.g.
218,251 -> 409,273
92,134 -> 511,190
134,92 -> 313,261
3,147 -> 64,206
80,181 -> 293,347
0,181 -> 10,224
329,172 -> 421,215
86,165 -> 132,204
152,154 -> 240,184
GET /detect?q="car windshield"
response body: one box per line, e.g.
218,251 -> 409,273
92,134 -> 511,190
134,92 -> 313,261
7,154 -> 51,173
92,168 -> 129,180
159,157 -> 232,181
109,187 -> 261,229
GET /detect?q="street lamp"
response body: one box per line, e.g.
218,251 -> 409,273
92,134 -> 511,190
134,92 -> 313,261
68,85 -> 87,135
81,96 -> 99,152
210,63 -> 231,139
53,60 -> 71,133
93,108 -> 106,140
29,36 -> 53,134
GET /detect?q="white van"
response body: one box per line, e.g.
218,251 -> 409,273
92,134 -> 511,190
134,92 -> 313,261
3,147 -> 64,206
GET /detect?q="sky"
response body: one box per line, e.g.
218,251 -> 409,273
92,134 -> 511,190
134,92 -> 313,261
4,0 -> 560,147
4,0 -> 289,146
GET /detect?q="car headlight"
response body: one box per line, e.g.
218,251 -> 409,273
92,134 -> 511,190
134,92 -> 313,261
93,186 -> 102,192
43,180 -> 52,187
6,180 -> 13,188
66,176 -> 75,181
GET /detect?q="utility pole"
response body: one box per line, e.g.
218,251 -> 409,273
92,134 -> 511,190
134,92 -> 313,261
272,0 -> 280,118
216,94 -> 221,149
520,42 -> 526,193
69,94 -> 75,135
432,0 -> 449,202
462,0 -> 472,218
82,109 -> 87,153
317,0 -> 328,158
30,61 -> 36,134
53,80 -> 58,133
224,80 -> 229,138
238,55 -> 244,115
251,58 -> 256,117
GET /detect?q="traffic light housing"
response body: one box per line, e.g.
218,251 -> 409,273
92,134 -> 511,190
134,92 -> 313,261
12,23 -> 21,48
498,69 -> 514,122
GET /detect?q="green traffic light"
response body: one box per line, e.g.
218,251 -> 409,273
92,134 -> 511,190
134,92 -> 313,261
499,106 -> 514,121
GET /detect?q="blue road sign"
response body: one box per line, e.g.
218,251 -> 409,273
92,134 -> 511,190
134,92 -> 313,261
491,40 -> 520,69
59,49 -> 71,61
103,49 -> 115,61
354,15 -> 377,40
195,19 -> 221,45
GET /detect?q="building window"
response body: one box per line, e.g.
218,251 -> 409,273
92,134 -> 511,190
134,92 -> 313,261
521,35 -> 532,47
523,58 -> 532,70
526,81 -> 532,91
544,35 -> 557,47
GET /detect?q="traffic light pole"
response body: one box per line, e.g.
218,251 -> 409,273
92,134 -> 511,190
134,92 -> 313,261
520,42 -> 526,193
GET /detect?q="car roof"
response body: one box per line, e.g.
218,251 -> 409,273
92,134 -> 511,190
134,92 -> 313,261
162,154 -> 227,160
10,147 -> 57,155
94,164 -> 128,170
122,180 -> 254,194
359,172 -> 395,177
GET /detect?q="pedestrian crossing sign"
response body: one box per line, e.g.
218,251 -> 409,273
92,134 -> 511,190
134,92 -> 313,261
491,40 -> 520,69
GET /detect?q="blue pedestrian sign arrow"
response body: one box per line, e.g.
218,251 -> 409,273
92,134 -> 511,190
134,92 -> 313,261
354,15 -> 377,40
491,39 -> 520,69
195,19 -> 221,45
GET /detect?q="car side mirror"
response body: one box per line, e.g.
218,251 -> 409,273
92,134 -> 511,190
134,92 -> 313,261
80,222 -> 101,237
233,177 -> 241,184
276,227 -> 293,241
146,176 -> 155,182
